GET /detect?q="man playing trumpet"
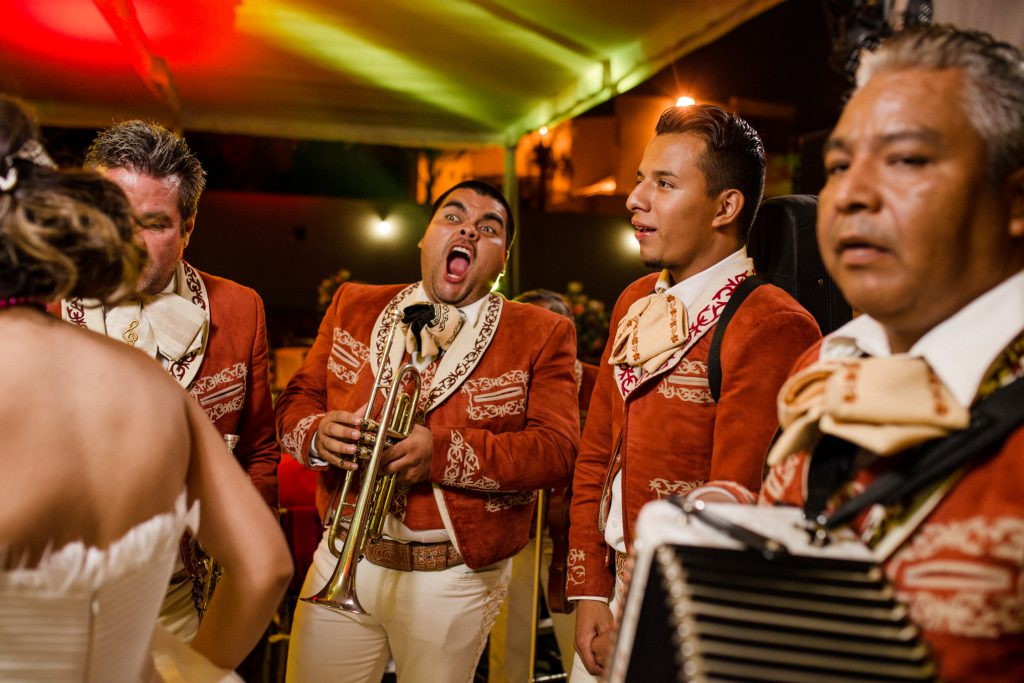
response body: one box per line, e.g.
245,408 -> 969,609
277,180 -> 580,682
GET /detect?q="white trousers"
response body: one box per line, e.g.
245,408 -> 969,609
286,536 -> 511,683
488,535 -> 576,682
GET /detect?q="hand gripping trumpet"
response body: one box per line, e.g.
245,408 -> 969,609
303,310 -> 421,615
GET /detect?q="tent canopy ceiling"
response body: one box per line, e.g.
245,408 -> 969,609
0,0 -> 784,148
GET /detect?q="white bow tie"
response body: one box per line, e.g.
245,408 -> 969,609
106,293 -> 208,362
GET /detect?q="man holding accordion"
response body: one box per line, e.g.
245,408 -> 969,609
277,180 -> 580,682
682,25 -> 1024,683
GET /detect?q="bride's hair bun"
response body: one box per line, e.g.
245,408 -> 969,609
0,96 -> 146,304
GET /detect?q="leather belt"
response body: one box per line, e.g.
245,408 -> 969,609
363,537 -> 464,572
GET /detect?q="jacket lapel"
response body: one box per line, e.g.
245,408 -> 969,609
369,284 -> 503,413
614,262 -> 755,400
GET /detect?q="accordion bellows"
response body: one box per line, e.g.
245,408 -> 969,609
608,502 -> 937,683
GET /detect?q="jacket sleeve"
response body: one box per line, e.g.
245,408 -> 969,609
275,288 -> 341,470
234,289 -> 281,508
426,315 -> 580,493
757,341 -> 824,506
566,290 -> 632,600
711,296 -> 822,491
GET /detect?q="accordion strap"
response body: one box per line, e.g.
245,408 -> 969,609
807,374 -> 1024,536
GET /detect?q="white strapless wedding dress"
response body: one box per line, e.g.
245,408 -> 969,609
0,493 -> 241,683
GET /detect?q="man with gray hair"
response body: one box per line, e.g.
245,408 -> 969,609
60,120 -> 280,641
689,25 -> 1024,682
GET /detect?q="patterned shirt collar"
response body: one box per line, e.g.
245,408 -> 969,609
659,247 -> 749,309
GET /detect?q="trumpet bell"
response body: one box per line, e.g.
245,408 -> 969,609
301,583 -> 367,615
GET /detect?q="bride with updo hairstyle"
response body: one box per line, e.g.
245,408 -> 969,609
0,95 -> 292,682
0,97 -> 144,305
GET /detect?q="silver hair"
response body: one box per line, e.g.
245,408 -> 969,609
85,120 -> 206,227
856,24 -> 1024,183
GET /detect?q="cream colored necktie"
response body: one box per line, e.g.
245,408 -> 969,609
401,302 -> 464,358
608,291 -> 688,374
767,357 -> 970,467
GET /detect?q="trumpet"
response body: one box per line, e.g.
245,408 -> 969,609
303,310 -> 421,615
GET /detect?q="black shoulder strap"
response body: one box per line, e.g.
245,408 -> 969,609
816,374 -> 1024,531
708,275 -> 765,402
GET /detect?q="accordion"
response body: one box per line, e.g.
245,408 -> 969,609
606,501 -> 937,683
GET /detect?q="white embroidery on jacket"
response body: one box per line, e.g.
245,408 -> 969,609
566,549 -> 586,586
462,370 -> 528,420
442,430 -> 499,491
190,362 -> 247,422
886,516 -> 1024,637
484,490 -> 536,513
657,360 -> 713,403
282,413 -> 324,464
328,328 -> 369,384
390,486 -> 409,523
649,479 -> 704,499
427,295 -> 502,406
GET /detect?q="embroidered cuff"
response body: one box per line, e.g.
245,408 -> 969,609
686,481 -> 757,505
281,412 -> 326,468
437,428 -> 500,491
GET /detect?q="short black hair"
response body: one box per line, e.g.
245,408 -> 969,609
655,104 -> 766,238
430,180 -> 515,250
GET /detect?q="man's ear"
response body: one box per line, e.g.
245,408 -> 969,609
710,189 -> 744,230
1007,167 -> 1024,238
182,216 -> 196,249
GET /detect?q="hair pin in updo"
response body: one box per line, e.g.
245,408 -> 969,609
0,139 -> 57,192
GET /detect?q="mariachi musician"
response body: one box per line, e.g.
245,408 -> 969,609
61,120 -> 279,641
276,180 -> 580,683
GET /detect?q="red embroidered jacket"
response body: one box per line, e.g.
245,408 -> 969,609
275,282 -> 580,569
567,272 -> 821,599
761,341 -> 1024,683
192,270 -> 280,507
59,267 -> 279,507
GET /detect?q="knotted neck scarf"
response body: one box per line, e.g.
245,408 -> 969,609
608,271 -> 688,374
401,302 -> 465,357
766,356 -> 970,468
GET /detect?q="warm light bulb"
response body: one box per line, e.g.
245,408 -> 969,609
622,227 -> 640,253
676,96 -> 696,107
372,218 -> 395,239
